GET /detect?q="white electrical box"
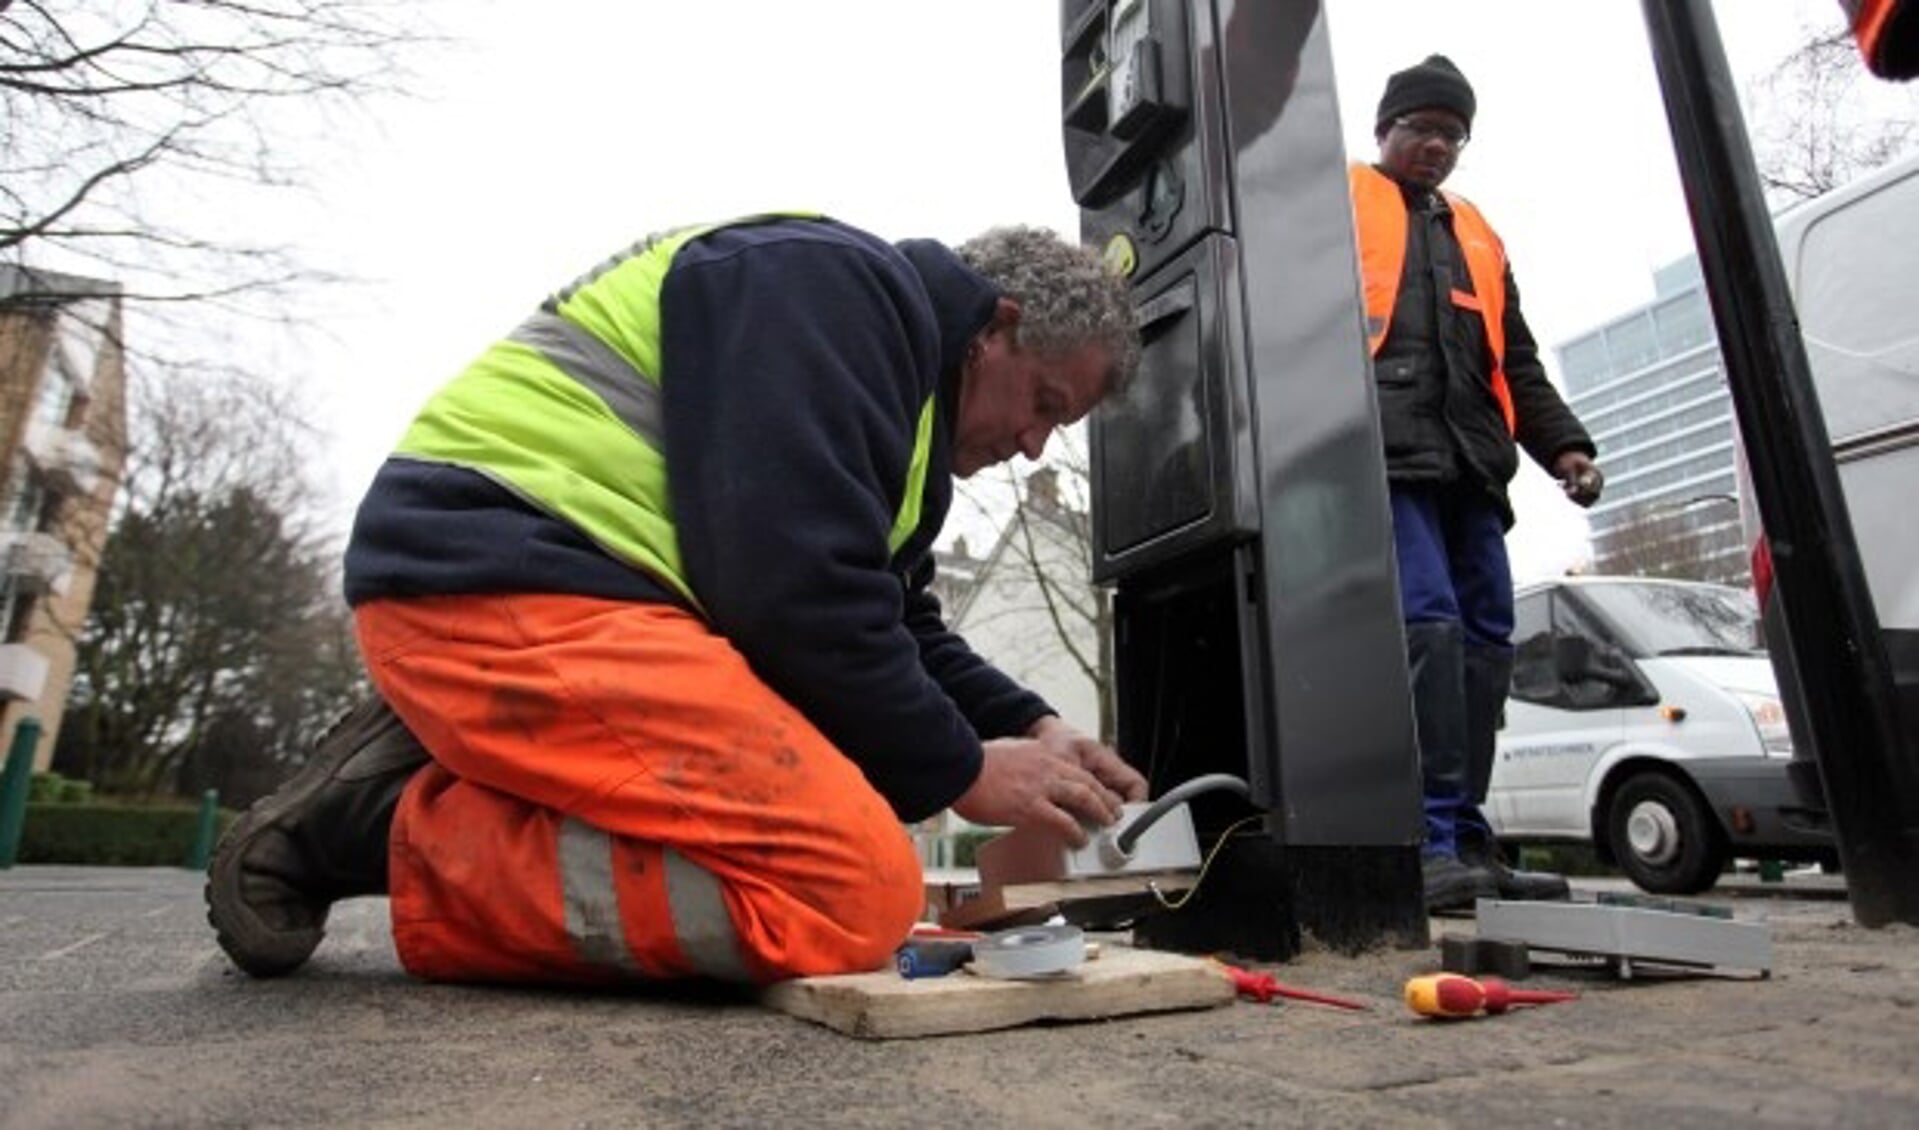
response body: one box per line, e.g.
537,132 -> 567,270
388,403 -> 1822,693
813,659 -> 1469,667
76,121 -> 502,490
975,801 -> 1202,889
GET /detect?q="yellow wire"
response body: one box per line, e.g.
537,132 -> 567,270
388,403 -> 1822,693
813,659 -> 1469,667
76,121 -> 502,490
1149,814 -> 1265,911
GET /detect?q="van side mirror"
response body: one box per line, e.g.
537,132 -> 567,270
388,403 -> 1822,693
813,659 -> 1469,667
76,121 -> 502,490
1553,635 -> 1636,689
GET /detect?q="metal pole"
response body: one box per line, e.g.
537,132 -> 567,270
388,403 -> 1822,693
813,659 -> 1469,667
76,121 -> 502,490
1640,0 -> 1919,926
185,788 -> 220,871
0,717 -> 43,869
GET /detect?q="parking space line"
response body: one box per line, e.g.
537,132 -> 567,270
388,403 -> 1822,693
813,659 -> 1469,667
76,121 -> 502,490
41,932 -> 109,960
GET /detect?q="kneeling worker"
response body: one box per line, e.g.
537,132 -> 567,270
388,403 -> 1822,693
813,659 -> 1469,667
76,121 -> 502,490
207,215 -> 1147,984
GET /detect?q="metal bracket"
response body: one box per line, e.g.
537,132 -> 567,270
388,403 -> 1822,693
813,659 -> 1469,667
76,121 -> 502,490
1475,897 -> 1773,979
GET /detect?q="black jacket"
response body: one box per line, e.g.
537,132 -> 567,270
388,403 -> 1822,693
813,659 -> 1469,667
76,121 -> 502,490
1369,172 -> 1594,525
345,219 -> 1053,821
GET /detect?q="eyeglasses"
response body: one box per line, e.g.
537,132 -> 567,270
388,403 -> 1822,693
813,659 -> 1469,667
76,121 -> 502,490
1393,117 -> 1470,148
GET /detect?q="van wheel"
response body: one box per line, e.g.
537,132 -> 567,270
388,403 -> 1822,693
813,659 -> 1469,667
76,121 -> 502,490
1606,772 -> 1724,894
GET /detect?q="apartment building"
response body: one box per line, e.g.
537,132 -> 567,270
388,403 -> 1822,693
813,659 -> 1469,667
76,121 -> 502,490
0,266 -> 127,773
1556,257 -> 1749,584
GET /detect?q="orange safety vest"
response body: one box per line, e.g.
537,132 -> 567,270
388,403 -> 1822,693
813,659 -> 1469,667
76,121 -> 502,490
1349,163 -> 1516,434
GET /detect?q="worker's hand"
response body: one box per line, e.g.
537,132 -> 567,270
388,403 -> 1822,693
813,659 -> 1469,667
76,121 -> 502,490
1553,451 -> 1604,508
953,736 -> 1130,847
1026,715 -> 1148,804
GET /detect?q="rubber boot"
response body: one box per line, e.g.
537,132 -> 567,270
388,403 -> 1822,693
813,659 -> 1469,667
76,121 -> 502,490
205,695 -> 429,977
1461,641 -> 1515,810
1458,641 -> 1568,901
1408,620 -> 1472,861
1408,621 -> 1496,912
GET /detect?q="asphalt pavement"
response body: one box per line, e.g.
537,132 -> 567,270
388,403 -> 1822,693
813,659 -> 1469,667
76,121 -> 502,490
3,864 -> 1916,1129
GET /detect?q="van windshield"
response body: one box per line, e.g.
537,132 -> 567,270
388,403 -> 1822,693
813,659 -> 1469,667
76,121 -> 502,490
1576,582 -> 1763,658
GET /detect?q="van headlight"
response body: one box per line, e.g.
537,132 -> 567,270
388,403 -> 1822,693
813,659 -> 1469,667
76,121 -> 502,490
1733,691 -> 1794,757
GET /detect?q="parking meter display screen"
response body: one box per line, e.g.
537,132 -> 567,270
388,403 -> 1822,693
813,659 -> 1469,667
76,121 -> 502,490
1098,274 -> 1213,555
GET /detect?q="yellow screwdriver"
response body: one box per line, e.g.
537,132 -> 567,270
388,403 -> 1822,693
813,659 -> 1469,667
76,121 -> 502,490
1404,973 -> 1578,1019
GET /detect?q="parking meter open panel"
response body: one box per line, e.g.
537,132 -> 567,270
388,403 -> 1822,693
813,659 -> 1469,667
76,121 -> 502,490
1089,233 -> 1259,585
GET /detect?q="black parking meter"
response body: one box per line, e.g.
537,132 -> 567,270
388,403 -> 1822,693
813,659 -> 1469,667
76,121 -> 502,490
1061,0 -> 1425,957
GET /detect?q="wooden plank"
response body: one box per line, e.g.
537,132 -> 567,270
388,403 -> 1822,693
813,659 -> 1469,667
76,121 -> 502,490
762,946 -> 1236,1040
930,872 -> 1196,932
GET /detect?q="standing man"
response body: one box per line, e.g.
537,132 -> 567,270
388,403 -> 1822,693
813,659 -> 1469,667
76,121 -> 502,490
1350,57 -> 1605,911
207,215 -> 1147,984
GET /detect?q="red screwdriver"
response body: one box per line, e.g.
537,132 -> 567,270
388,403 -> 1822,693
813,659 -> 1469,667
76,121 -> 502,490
1213,960 -> 1371,1011
1404,973 -> 1578,1020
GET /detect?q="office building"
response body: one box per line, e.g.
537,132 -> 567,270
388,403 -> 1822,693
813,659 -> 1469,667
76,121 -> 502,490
1556,257 -> 1748,584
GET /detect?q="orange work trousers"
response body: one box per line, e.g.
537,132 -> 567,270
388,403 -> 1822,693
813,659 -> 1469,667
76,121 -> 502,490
353,593 -> 923,985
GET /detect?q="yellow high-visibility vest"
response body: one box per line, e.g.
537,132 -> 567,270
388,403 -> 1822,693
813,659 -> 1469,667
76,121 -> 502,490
394,215 -> 938,608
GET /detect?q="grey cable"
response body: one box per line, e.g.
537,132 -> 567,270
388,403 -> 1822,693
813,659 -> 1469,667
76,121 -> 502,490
1112,773 -> 1251,856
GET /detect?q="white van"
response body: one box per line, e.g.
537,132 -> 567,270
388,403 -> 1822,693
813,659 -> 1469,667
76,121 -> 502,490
1486,575 -> 1832,894
1737,152 -> 1919,831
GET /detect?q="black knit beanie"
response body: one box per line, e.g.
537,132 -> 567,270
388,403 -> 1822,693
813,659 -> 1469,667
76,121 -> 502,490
1375,54 -> 1476,134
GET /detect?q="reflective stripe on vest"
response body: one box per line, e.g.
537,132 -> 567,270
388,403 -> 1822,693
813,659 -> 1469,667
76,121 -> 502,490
507,311 -> 663,443
557,817 -> 750,981
392,215 -> 938,606
1349,164 -> 1516,434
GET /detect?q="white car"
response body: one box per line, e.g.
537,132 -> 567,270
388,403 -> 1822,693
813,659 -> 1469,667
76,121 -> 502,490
1487,575 -> 1833,894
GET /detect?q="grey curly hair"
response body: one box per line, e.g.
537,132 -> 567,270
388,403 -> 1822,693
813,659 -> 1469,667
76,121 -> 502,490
955,225 -> 1139,394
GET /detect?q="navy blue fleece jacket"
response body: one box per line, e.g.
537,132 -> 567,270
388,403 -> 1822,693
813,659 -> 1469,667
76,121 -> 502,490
344,218 -> 1055,821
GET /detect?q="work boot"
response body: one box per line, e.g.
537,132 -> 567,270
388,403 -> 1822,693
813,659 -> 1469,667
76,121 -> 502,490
1422,854 -> 1497,914
206,695 -> 430,977
1460,839 -> 1571,902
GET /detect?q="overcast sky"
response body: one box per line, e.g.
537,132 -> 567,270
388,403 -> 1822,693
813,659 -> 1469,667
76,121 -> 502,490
285,0 -> 1854,582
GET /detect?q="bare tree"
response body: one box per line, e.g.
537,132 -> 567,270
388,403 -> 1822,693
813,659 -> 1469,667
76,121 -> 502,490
1593,497 -> 1746,584
952,429 -> 1116,743
53,365 -> 365,801
1747,18 -> 1918,206
2,0 -> 432,311
2,4 -> 432,798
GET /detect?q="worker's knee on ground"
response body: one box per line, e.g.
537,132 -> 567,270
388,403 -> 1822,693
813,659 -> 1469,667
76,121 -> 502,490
757,826 -> 921,979
831,825 -> 923,972
860,826 -> 926,950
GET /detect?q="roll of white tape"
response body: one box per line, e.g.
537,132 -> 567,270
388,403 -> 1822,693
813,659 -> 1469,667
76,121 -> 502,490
970,924 -> 1086,980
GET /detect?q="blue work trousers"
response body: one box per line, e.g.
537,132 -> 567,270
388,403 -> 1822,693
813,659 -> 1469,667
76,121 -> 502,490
1390,483 -> 1515,858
